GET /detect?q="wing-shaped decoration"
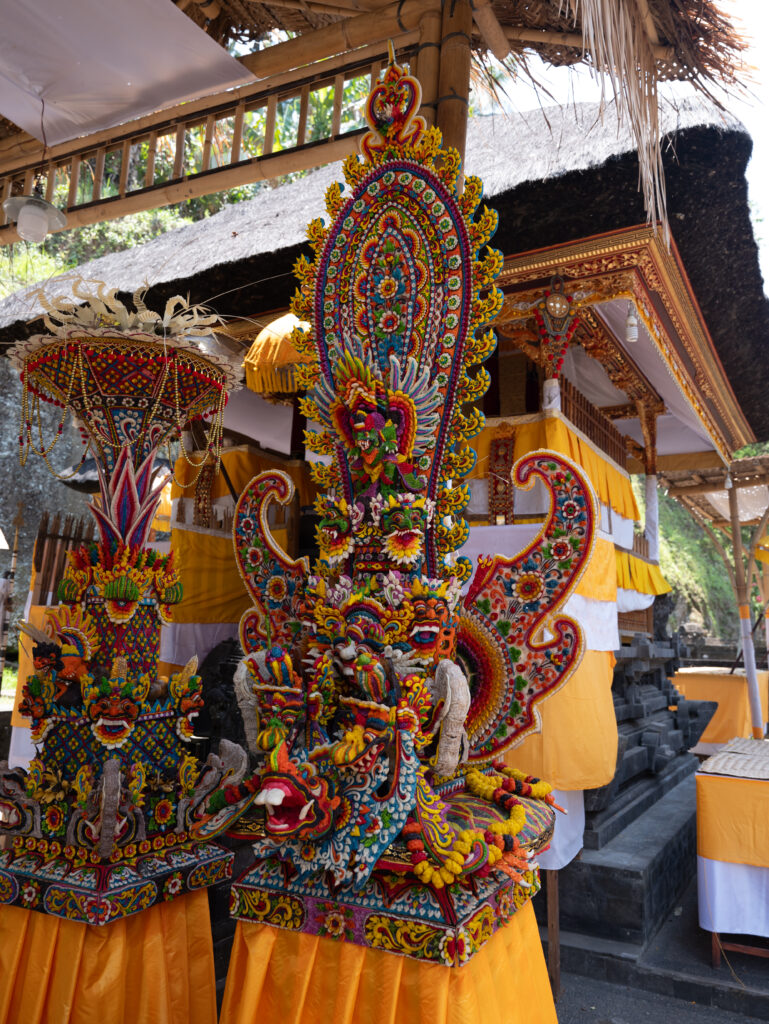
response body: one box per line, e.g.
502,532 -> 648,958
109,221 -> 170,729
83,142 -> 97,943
233,471 -> 309,653
222,54 -> 597,966
459,451 -> 597,763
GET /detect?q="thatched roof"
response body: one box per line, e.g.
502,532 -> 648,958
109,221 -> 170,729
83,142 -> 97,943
1,95 -> 766,436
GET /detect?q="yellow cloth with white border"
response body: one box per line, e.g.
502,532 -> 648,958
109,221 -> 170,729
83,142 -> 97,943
674,670 -> 769,744
615,551 -> 671,595
468,414 -> 639,521
507,649 -> 618,790
0,890 -> 217,1024
219,900 -> 556,1024
697,773 -> 769,868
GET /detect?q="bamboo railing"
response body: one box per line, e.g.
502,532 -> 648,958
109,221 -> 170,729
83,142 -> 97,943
0,41 -> 419,242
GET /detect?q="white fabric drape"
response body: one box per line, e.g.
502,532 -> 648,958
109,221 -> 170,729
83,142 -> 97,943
537,790 -> 585,870
698,856 -> 769,936
0,0 -> 255,145
160,621 -> 240,668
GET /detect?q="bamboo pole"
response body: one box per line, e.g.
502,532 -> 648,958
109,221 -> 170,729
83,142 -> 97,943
44,163 -> 55,202
173,124 -> 186,179
118,141 -> 130,199
0,178 -> 11,226
437,0 -> 473,163
145,132 -> 158,187
239,0 -> 433,80
499,25 -> 674,61
263,95 -> 277,156
201,114 -> 215,172
417,7 -> 441,127
93,148 -> 106,201
728,479 -> 764,738
232,102 -> 245,164
67,157 -> 81,209
331,74 -> 344,136
297,85 -> 310,148
471,0 -> 510,61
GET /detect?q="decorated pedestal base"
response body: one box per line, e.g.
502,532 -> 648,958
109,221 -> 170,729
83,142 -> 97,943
0,890 -> 217,1024
221,901 -> 556,1024
0,842 -> 230,924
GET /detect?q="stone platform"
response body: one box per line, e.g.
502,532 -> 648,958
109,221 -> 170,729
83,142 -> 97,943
537,774 -> 697,947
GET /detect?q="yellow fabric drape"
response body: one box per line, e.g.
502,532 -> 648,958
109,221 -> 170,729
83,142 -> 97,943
0,891 -> 217,1024
697,774 -> 769,868
11,604 -> 49,729
171,447 -> 316,508
468,414 -> 640,522
171,529 -> 269,625
220,900 -> 555,1024
152,483 -> 173,532
508,650 -> 618,790
243,312 -> 309,395
575,536 -> 616,602
615,551 -> 671,595
674,670 -> 769,744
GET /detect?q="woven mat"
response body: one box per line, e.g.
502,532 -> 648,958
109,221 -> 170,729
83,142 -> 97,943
700,739 -> 769,779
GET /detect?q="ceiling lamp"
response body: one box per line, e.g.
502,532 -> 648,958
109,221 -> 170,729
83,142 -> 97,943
625,300 -> 639,343
3,178 -> 67,243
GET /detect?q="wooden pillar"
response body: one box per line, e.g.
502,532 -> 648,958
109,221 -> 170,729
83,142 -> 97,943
546,869 -> 561,999
436,0 -> 472,162
417,7 -> 442,127
728,479 -> 764,738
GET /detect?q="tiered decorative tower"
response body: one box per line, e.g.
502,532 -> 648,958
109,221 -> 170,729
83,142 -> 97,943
202,57 -> 599,967
0,288 -> 249,923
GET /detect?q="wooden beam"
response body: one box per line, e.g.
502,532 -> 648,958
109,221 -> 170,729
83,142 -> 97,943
0,134 -> 365,245
668,477 -> 769,498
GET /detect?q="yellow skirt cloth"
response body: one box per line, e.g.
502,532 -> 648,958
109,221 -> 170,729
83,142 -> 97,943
220,899 -> 556,1024
0,891 -> 217,1024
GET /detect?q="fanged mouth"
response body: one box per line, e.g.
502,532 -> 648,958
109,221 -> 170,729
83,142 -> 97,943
254,782 -> 316,834
93,717 -> 132,744
410,624 -> 440,646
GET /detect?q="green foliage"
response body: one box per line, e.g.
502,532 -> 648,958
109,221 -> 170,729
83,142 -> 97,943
636,476 -> 738,640
734,440 -> 769,459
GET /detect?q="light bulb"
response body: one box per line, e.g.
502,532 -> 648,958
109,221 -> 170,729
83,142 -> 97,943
16,201 -> 50,243
625,301 -> 638,343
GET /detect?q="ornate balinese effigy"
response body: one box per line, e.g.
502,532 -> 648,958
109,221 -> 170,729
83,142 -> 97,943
199,54 -> 599,995
0,288 -> 250,925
